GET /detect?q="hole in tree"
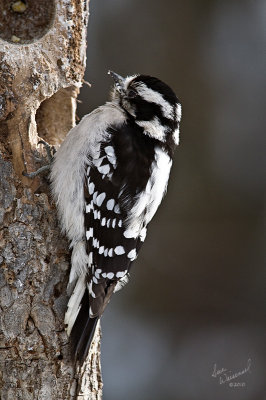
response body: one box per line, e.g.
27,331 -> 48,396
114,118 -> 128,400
53,282 -> 63,298
36,87 -> 77,146
0,0 -> 55,44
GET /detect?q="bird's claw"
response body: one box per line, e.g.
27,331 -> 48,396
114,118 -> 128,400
22,139 -> 56,178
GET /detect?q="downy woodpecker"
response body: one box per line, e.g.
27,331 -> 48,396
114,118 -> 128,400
51,71 -> 181,363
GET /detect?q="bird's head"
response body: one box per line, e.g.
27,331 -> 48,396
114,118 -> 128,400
109,71 -> 181,146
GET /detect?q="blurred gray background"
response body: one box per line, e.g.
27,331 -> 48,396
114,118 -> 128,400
78,1 -> 266,399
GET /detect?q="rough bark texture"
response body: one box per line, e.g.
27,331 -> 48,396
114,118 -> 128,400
0,1 -> 103,399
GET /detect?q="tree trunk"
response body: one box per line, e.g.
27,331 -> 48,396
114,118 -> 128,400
0,1 -> 103,399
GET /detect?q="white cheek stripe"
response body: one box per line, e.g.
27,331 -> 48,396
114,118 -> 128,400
136,117 -> 167,141
136,83 -> 174,120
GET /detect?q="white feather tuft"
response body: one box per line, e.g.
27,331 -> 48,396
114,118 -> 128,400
67,241 -> 90,294
65,274 -> 86,336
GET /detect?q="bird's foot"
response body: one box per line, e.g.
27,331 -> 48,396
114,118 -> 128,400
22,140 -> 56,178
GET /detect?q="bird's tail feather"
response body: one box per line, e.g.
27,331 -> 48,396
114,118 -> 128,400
65,274 -> 86,336
69,290 -> 99,364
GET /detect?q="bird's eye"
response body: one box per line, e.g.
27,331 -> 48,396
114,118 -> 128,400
127,89 -> 137,99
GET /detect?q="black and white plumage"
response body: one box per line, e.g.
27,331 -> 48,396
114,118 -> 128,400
51,71 -> 181,363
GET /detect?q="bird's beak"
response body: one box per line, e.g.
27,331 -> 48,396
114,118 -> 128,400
108,71 -> 125,91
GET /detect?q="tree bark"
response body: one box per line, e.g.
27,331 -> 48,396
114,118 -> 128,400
0,1 -> 103,399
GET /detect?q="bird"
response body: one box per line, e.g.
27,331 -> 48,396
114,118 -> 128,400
50,71 -> 182,364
